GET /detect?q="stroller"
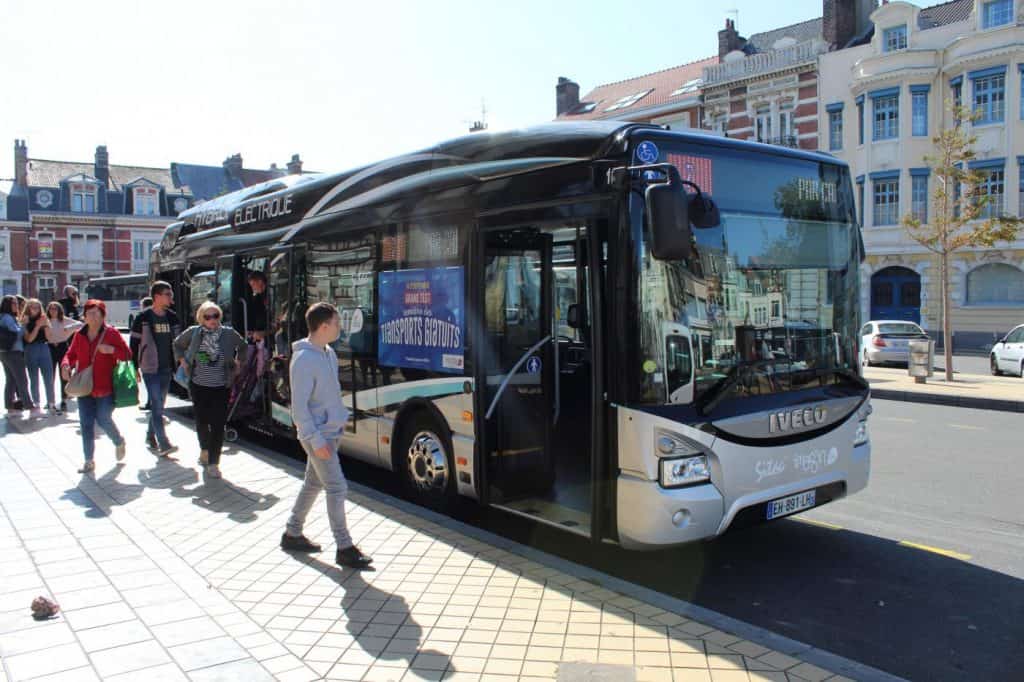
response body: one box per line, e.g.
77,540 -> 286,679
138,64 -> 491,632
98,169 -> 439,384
224,338 -> 269,442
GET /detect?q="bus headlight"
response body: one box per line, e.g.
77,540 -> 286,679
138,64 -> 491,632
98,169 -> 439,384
660,455 -> 711,488
854,420 -> 869,447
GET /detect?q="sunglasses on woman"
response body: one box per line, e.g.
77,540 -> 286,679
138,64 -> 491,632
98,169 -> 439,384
204,313 -> 220,320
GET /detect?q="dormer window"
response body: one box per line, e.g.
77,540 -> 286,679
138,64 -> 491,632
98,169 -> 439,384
883,25 -> 908,52
70,183 -> 98,213
134,186 -> 159,216
604,90 -> 652,112
982,0 -> 1013,29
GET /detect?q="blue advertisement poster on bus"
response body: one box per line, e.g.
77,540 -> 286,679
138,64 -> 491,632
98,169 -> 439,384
378,266 -> 465,374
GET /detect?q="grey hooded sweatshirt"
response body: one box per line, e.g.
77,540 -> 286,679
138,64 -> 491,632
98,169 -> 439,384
290,339 -> 349,452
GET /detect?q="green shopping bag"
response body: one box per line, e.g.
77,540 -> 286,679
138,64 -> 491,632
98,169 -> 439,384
113,360 -> 139,408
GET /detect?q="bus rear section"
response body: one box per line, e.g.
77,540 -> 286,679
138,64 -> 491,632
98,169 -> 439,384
612,134 -> 870,549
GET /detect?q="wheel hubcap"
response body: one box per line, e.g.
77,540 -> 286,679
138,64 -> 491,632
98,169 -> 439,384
406,431 -> 448,494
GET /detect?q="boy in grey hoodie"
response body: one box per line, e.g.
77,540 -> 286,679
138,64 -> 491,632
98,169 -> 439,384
280,302 -> 372,569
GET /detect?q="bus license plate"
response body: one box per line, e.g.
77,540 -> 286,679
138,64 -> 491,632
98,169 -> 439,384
766,490 -> 816,520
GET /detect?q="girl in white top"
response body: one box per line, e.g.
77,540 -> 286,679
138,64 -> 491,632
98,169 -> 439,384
45,301 -> 83,415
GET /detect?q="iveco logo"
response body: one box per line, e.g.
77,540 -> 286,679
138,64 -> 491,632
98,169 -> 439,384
769,406 -> 828,433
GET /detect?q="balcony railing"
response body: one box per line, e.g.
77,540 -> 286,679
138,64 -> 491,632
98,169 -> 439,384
703,39 -> 829,86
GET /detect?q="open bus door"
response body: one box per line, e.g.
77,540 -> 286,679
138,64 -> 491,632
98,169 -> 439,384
477,228 -> 555,506
268,246 -> 301,428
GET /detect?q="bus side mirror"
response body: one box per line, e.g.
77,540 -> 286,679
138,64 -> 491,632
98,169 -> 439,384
646,180 -> 693,261
566,303 -> 587,330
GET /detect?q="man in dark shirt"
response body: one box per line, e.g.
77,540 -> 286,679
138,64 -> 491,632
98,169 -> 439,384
130,281 -> 180,456
58,285 -> 81,321
246,271 -> 269,336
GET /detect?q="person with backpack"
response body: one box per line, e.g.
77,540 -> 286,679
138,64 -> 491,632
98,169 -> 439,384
1,295 -> 33,416
60,300 -> 131,473
20,298 -> 56,416
45,301 -> 83,415
173,301 -> 247,479
130,281 -> 181,456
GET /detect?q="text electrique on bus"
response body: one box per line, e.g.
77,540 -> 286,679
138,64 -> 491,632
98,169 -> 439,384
188,193 -> 295,229
379,316 -> 462,349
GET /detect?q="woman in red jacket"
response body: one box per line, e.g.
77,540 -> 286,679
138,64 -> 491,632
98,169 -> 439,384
61,300 -> 131,473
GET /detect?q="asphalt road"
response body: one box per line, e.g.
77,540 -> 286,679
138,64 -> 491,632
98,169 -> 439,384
311,399 -> 1023,682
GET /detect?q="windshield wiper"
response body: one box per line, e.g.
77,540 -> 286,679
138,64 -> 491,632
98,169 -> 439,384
696,359 -> 783,416
697,362 -> 868,416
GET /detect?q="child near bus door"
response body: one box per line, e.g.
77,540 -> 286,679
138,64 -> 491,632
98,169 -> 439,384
45,301 -> 83,415
173,301 -> 247,479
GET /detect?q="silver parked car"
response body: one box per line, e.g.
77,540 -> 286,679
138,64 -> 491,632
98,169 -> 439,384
990,324 -> 1024,377
860,320 -> 930,367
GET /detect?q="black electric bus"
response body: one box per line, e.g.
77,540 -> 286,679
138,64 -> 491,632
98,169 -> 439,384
150,121 -> 871,549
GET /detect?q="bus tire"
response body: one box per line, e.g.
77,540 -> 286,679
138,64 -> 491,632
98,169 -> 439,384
224,427 -> 238,443
396,412 -> 456,511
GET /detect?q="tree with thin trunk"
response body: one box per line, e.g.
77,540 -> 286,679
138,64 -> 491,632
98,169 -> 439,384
902,102 -> 1021,381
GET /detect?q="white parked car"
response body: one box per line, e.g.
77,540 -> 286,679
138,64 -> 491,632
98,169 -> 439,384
860,320 -> 930,367
990,324 -> 1024,377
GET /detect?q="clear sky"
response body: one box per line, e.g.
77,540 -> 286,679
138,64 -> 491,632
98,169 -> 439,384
0,0 -> 945,179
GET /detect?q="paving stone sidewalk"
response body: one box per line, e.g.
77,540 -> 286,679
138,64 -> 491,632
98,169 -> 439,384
0,403 -> 878,682
864,365 -> 1024,412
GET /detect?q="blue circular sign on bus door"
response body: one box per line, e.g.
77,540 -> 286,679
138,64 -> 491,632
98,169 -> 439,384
526,356 -> 542,374
635,141 -> 659,164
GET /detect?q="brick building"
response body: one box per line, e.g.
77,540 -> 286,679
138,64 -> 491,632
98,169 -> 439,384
3,142 -> 303,299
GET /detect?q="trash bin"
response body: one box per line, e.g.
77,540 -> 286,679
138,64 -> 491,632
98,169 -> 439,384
908,338 -> 934,383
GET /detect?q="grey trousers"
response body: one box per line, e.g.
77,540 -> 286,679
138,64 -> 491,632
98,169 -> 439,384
285,437 -> 354,549
1,351 -> 33,410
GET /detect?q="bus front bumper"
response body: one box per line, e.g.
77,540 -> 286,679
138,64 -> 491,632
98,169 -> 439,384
616,440 -> 870,551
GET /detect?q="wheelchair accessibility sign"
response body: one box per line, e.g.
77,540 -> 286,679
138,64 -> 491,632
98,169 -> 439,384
526,356 -> 542,374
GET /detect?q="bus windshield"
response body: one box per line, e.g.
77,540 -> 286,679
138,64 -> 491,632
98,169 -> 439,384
633,143 -> 862,407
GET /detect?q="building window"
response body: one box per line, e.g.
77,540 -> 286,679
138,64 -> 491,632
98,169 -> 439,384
973,72 -> 1006,124
857,99 -> 865,144
912,91 -> 929,136
133,187 -> 159,216
982,0 -> 1013,29
828,109 -> 843,151
70,183 -> 98,213
873,178 -> 900,226
952,79 -> 963,111
69,232 -> 102,269
132,238 -> 160,270
1019,162 -> 1024,215
873,94 -> 899,140
0,233 -> 9,265
966,263 -> 1024,304
912,175 -> 929,223
883,25 -> 908,52
779,101 -> 795,144
755,105 -> 772,143
0,194 -> 6,220
2,279 -> 17,296
37,276 -> 56,303
857,180 -> 865,225
977,168 -> 1005,218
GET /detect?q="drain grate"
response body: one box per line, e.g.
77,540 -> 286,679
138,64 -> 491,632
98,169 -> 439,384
557,662 -> 636,682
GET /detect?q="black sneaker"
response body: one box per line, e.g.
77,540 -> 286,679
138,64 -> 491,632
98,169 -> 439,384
336,546 -> 373,569
139,403 -> 151,412
145,434 -> 158,451
280,533 -> 322,553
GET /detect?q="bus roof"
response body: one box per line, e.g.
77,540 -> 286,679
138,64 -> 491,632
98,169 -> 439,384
86,273 -> 148,285
159,121 -> 849,257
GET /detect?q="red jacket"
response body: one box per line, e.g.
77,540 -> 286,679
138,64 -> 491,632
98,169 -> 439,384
61,325 -> 131,398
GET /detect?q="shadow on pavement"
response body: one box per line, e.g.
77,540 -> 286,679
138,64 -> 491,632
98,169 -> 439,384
286,552 -> 454,677
485,510 -> 1024,682
168,468 -> 281,523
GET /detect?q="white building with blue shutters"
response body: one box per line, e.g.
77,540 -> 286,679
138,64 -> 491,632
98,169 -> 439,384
819,0 -> 1024,353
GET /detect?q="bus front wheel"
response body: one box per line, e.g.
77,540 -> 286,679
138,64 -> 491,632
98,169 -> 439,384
397,413 -> 456,511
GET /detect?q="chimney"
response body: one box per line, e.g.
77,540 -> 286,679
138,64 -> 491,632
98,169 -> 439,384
94,145 -> 110,187
823,0 -> 875,49
556,77 -> 580,117
223,153 -> 243,179
718,18 -> 745,61
14,139 -> 28,186
286,154 -> 303,175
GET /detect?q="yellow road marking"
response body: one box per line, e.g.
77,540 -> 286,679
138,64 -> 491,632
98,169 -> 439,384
880,417 -> 916,423
795,517 -> 843,531
949,424 -> 984,431
898,540 -> 972,561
